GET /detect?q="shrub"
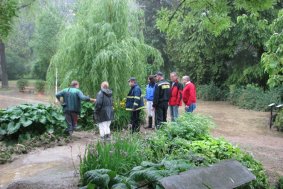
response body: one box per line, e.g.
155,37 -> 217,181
0,104 -> 67,142
111,99 -> 130,131
276,177 -> 283,189
275,109 -> 283,131
79,134 -> 146,186
16,79 -> 29,91
78,102 -> 95,130
35,80 -> 46,93
228,85 -> 282,111
197,82 -> 228,101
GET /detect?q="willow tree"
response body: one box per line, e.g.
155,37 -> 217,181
47,0 -> 163,100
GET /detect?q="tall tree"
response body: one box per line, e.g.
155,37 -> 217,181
31,4 -> 62,79
262,9 -> 283,88
47,0 -> 163,100
0,0 -> 18,88
156,0 -> 280,87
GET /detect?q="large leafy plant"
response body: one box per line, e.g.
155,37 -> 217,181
0,104 -> 67,142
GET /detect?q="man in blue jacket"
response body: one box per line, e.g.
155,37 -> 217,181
56,80 -> 95,135
126,77 -> 144,133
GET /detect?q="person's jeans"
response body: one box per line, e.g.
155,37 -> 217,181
131,110 -> 141,133
155,102 -> 169,129
64,111 -> 78,133
185,103 -> 196,113
169,106 -> 179,121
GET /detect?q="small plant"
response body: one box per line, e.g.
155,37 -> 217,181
16,79 -> 29,91
35,80 -> 46,93
79,134 -> 145,186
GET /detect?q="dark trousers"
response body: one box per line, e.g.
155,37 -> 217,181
131,110 -> 141,133
155,102 -> 168,128
64,111 -> 78,133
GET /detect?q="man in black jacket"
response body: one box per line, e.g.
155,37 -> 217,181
153,72 -> 170,128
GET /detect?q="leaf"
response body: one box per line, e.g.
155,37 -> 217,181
111,183 -> 128,189
22,119 -> 33,127
7,122 -> 21,135
39,117 -> 47,124
85,170 -> 111,188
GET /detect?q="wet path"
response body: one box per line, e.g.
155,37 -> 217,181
0,133 -> 96,189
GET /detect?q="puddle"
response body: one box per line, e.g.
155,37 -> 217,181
0,162 -> 60,188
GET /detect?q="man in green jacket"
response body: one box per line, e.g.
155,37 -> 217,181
56,80 -> 95,135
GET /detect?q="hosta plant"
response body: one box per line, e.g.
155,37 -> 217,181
0,104 -> 67,142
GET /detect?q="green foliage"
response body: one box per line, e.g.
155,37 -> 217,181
6,50 -> 27,79
228,85 -> 282,111
261,9 -> 283,88
197,82 -> 228,101
275,109 -> 283,131
34,80 -> 46,93
0,104 -> 67,142
80,114 -> 270,189
111,99 -> 130,131
276,177 -> 283,189
155,0 -> 281,88
16,79 -> 29,91
79,134 -> 146,186
78,102 -> 95,130
47,0 -> 163,100
81,159 -> 193,189
0,0 -> 18,39
31,4 -> 62,80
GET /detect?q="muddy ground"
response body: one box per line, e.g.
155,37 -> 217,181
0,87 -> 282,188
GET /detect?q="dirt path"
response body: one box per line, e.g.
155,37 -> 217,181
195,101 -> 283,184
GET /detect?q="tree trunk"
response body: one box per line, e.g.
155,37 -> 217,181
0,39 -> 9,88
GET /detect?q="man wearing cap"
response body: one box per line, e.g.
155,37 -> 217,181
126,77 -> 144,133
56,80 -> 96,135
153,72 -> 171,128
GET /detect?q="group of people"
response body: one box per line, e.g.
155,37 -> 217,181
55,71 -> 196,140
129,71 -> 196,131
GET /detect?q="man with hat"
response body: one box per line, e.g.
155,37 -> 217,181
126,77 -> 144,133
153,72 -> 171,128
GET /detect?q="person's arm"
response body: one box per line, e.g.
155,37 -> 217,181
178,83 -> 183,105
77,90 -> 90,101
55,90 -> 64,102
94,92 -> 103,112
153,85 -> 159,108
133,87 -> 141,110
183,86 -> 189,105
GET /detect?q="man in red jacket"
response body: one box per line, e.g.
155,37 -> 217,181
169,72 -> 183,121
182,76 -> 196,112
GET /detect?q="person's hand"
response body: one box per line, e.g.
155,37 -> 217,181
90,98 -> 96,103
